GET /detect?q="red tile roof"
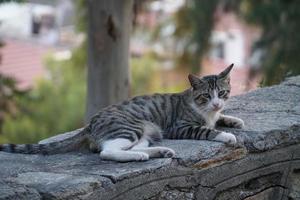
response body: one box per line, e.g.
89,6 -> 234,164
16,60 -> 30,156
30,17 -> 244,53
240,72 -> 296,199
0,39 -> 51,90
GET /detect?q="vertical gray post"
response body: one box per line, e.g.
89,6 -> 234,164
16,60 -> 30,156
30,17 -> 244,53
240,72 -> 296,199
86,0 -> 133,121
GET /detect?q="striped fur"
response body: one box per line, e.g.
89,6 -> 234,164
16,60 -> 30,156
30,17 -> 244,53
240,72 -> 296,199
0,128 -> 89,154
0,64 -> 244,161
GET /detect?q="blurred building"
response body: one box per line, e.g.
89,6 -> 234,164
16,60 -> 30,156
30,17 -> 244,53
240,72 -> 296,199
0,1 -> 80,90
0,1 -> 76,45
0,40 -> 49,90
203,8 -> 262,95
133,1 -> 262,95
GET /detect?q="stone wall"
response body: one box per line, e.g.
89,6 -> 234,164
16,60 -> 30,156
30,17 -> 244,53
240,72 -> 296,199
1,76 -> 300,200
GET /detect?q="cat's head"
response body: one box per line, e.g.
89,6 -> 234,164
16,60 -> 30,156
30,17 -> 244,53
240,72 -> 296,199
188,64 -> 233,113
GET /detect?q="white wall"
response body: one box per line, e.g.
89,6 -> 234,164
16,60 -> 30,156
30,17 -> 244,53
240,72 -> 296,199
210,29 -> 245,67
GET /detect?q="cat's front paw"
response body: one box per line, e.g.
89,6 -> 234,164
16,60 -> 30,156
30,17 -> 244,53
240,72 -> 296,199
220,115 -> 245,129
213,132 -> 237,145
232,118 -> 245,129
136,152 -> 150,161
159,147 -> 176,158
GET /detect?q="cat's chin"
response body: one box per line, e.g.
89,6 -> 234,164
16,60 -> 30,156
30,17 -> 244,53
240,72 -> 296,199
209,108 -> 223,113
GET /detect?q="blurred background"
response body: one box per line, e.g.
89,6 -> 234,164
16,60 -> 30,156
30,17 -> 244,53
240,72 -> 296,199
0,0 -> 299,143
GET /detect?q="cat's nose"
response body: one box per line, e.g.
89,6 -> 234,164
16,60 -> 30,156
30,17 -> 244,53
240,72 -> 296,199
212,103 -> 221,111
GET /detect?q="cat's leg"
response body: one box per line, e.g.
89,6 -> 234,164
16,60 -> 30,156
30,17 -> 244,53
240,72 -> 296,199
212,131 -> 237,144
100,138 -> 149,162
130,138 -> 175,158
169,123 -> 237,145
217,114 -> 244,129
195,126 -> 237,145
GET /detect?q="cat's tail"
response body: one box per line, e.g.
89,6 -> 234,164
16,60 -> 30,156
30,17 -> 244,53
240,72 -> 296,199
0,128 -> 90,155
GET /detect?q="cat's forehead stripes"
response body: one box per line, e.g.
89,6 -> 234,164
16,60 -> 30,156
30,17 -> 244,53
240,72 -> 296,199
203,75 -> 219,90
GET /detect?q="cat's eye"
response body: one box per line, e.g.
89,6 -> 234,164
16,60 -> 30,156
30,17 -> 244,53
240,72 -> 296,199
202,93 -> 211,99
218,90 -> 228,97
218,90 -> 225,96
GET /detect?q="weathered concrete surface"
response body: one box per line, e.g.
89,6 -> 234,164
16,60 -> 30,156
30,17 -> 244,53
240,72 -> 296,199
1,76 -> 300,200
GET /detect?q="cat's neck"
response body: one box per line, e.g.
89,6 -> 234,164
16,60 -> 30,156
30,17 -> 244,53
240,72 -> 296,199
204,111 -> 220,128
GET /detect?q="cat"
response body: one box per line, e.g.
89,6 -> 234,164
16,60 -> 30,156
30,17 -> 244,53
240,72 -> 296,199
0,64 -> 244,162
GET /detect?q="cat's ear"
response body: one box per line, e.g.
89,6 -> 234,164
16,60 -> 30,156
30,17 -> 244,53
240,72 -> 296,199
218,63 -> 234,83
188,74 -> 203,89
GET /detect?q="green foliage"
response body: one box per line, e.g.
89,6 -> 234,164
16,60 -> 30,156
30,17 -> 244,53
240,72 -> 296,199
75,0 -> 87,33
173,0 -> 300,85
0,74 -> 26,135
0,28 -> 26,136
131,55 -> 156,96
240,0 -> 300,86
153,1 -> 219,74
1,46 -> 87,144
131,54 -> 187,96
172,1 -> 219,73
0,0 -> 87,143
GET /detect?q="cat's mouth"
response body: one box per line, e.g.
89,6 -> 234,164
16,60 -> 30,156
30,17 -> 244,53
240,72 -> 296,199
211,106 -> 223,112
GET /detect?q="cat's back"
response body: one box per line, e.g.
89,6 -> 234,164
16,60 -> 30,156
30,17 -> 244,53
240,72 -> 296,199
103,93 -> 174,119
89,92 -> 184,133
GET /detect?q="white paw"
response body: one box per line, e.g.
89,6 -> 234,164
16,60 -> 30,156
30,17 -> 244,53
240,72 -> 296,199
214,132 -> 237,145
136,152 -> 150,161
233,118 -> 245,129
159,147 -> 176,158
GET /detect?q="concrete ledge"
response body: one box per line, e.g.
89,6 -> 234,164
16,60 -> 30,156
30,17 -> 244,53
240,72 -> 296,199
1,76 -> 300,200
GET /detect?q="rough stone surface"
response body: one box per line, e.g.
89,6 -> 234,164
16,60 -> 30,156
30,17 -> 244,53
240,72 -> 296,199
38,128 -> 84,145
0,181 -> 41,200
1,76 -> 300,200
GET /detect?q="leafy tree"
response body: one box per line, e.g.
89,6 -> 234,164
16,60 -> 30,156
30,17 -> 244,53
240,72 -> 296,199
131,55 -> 156,96
0,74 -> 26,135
175,0 -> 219,73
240,0 -> 300,86
1,46 -> 87,143
172,0 -> 300,85
0,0 -> 29,138
0,0 -> 87,143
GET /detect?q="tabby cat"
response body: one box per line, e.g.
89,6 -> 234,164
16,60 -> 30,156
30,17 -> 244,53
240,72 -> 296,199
0,64 -> 244,162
